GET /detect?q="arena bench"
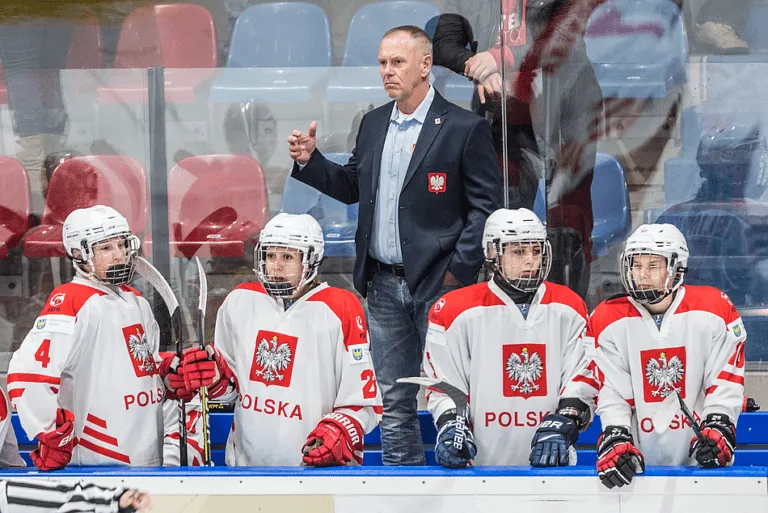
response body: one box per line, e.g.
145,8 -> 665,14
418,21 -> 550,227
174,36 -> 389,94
10,410 -> 768,467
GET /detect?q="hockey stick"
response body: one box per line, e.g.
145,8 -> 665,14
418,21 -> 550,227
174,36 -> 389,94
397,377 -> 470,458
194,257 -> 212,466
134,257 -> 188,466
675,391 -> 706,443
652,391 -> 679,434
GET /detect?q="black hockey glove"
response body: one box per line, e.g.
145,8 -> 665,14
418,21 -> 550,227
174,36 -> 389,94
689,414 -> 736,468
596,426 -> 645,489
434,409 -> 477,468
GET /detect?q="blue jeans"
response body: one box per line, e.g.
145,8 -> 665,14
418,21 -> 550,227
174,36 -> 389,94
367,270 -> 458,465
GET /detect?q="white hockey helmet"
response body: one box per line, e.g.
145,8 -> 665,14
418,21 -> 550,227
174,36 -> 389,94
62,205 -> 140,286
483,208 -> 552,293
255,213 -> 325,297
620,223 -> 689,304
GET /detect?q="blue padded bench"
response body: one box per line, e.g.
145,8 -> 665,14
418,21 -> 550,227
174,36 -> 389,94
10,410 -> 768,467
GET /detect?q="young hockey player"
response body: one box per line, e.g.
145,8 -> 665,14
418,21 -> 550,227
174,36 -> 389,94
592,224 -> 746,489
7,205 -> 189,470
178,213 -> 383,466
423,208 -> 599,468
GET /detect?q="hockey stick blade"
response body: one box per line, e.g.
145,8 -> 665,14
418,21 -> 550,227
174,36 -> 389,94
135,257 -> 179,314
652,391 -> 679,434
398,377 -> 470,459
195,257 -> 207,319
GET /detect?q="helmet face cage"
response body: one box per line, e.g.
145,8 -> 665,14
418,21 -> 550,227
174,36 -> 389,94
620,250 -> 685,304
75,233 -> 140,286
254,242 -> 320,298
490,238 -> 552,293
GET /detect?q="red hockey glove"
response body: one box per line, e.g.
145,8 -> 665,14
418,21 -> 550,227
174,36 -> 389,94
31,408 -> 77,471
596,426 -> 645,489
158,352 -> 195,402
689,414 -> 736,468
180,346 -> 234,399
302,412 -> 363,467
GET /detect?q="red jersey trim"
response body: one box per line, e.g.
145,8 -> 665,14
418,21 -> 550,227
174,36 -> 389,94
39,282 -> 106,317
429,283 -> 505,331
307,287 -> 368,350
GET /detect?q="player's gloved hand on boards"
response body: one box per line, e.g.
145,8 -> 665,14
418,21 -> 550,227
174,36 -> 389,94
302,412 -> 363,466
689,413 -> 736,468
179,346 -> 234,399
530,413 -> 579,466
596,426 -> 645,489
158,352 -> 194,402
434,408 -> 478,468
32,408 -> 77,471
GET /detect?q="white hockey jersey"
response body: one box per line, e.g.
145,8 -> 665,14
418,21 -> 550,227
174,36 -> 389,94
8,277 -> 165,466
213,281 -> 383,466
590,285 -> 746,466
424,280 -> 599,466
163,391 -> 206,466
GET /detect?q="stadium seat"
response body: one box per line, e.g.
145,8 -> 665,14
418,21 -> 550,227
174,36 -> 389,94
326,1 -> 441,102
533,153 -> 631,256
656,201 -> 768,323
590,153 -> 632,256
97,4 -> 217,104
166,154 -> 268,258
23,155 -> 148,259
0,157 -> 30,259
209,2 -> 333,104
584,0 -> 687,98
280,152 -> 358,258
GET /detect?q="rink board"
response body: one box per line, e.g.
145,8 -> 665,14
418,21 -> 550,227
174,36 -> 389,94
0,467 -> 765,513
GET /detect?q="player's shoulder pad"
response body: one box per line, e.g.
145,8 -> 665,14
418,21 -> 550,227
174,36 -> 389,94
119,284 -> 142,297
429,282 -> 503,330
541,281 -> 588,320
677,285 -> 741,324
307,286 -> 367,348
33,282 -> 106,336
588,295 -> 639,341
231,281 -> 267,295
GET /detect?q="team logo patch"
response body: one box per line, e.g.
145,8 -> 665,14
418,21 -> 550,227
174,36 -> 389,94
503,344 -> 547,398
428,173 -> 447,194
356,315 -> 365,333
250,330 -> 299,388
36,318 -> 47,330
122,324 -> 157,377
733,323 -> 742,338
49,292 -> 66,307
642,346 -> 686,403
433,298 -> 446,313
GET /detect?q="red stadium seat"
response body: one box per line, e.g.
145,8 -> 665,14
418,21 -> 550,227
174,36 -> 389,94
97,4 -> 217,104
144,155 -> 268,258
0,157 -> 30,259
23,155 -> 148,258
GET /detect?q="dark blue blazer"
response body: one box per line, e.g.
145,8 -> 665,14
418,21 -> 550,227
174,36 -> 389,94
292,90 -> 501,302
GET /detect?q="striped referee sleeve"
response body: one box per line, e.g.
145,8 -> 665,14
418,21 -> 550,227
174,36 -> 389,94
3,479 -> 125,513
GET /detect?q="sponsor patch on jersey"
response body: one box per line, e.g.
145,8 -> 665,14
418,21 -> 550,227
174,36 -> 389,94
425,323 -> 447,346
122,324 -> 157,378
640,346 -> 686,403
49,292 -> 66,307
349,344 -> 369,365
729,319 -> 746,341
250,330 -> 299,388
34,314 -> 75,335
502,343 -> 547,398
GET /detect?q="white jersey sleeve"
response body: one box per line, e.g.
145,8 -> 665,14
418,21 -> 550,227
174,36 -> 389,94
0,389 -> 24,468
7,285 -> 92,438
591,299 -> 635,428
701,292 -> 746,423
319,289 -> 382,433
423,292 -> 471,423
163,395 -> 205,466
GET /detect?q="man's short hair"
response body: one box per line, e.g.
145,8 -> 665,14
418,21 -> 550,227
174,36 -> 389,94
382,25 -> 433,55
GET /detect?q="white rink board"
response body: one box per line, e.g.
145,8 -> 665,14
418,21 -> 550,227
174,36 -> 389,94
0,467 -> 765,513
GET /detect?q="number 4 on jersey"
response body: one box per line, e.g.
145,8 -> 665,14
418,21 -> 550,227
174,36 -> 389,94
35,339 -> 52,368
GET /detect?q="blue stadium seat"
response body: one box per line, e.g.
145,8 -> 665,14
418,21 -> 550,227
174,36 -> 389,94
656,201 -> 768,339
280,152 -> 358,257
210,2 -> 333,103
584,0 -> 687,98
590,153 -> 632,256
326,1 -> 441,102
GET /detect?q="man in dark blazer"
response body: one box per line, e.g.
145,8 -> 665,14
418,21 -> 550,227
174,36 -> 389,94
288,25 -> 501,465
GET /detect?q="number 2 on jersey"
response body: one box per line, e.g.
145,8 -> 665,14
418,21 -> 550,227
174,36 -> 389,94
35,339 -> 52,368
361,369 -> 377,399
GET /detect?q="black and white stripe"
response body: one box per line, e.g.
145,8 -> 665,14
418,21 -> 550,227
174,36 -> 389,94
2,479 -> 124,513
